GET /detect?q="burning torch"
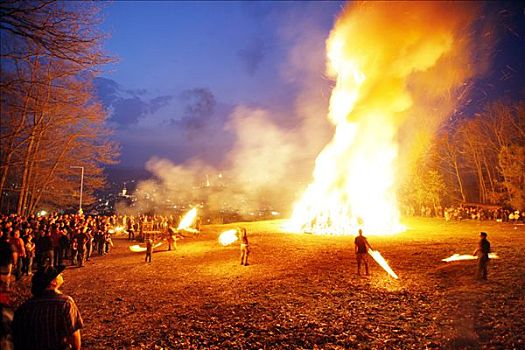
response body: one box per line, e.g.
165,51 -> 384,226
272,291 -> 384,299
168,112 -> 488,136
442,253 -> 499,262
218,229 -> 239,246
368,249 -> 399,279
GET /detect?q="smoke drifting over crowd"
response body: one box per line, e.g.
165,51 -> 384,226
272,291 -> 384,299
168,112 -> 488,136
118,2 -> 496,220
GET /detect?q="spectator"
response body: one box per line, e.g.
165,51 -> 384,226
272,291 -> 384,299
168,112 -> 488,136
38,232 -> 54,268
85,229 -> 93,262
104,232 -> 113,254
0,232 -> 15,291
22,235 -> 35,276
10,230 -> 25,281
12,266 -> 83,350
74,230 -> 87,268
58,231 -> 70,266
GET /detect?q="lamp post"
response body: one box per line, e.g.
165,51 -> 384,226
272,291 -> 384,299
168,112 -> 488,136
70,166 -> 84,215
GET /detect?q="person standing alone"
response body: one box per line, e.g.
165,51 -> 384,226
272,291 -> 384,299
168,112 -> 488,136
145,239 -> 153,263
354,229 -> 373,276
474,231 -> 491,280
239,227 -> 249,266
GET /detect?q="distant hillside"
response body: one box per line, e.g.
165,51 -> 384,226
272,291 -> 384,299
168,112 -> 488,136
103,166 -> 153,194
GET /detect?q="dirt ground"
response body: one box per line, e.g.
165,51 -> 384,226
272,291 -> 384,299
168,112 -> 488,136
12,218 -> 525,349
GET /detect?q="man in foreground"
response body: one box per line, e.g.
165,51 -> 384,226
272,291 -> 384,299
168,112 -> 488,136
12,265 -> 83,350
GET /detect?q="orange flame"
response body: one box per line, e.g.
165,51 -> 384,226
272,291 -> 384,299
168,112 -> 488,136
442,253 -> 499,262
108,226 -> 124,234
287,2 -> 479,235
129,242 -> 163,253
218,229 -> 238,246
369,249 -> 398,279
177,208 -> 198,231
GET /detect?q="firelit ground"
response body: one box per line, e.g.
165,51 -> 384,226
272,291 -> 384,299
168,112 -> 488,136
13,218 -> 525,349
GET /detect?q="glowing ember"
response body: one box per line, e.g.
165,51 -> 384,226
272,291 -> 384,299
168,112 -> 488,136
177,208 -> 198,231
129,242 -> 163,253
442,253 -> 499,262
368,249 -> 398,279
218,229 -> 238,246
288,3 -> 477,235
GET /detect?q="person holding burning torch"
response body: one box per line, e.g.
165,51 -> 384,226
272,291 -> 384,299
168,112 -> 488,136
474,231 -> 491,280
355,229 -> 373,276
167,227 -> 177,251
145,238 -> 153,263
239,227 -> 249,266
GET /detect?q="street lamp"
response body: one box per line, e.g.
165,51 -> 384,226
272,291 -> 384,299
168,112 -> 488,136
70,166 -> 84,214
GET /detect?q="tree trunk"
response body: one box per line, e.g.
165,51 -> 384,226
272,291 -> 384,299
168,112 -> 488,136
18,62 -> 53,215
0,58 -> 38,211
29,136 -> 77,213
452,157 -> 467,202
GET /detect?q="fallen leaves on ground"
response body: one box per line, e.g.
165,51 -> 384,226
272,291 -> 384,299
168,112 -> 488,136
11,218 -> 525,349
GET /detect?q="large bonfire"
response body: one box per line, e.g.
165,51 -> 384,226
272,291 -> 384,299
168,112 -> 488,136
288,2 -> 479,235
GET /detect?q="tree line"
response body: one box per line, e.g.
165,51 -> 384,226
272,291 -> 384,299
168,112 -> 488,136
1,1 -> 119,214
402,100 -> 525,212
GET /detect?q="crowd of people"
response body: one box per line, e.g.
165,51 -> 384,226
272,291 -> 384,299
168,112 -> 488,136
0,212 -> 191,350
0,213 -> 118,292
401,204 -> 523,223
0,212 -> 192,290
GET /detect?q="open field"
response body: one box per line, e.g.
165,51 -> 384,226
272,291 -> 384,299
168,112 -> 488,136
13,218 -> 525,349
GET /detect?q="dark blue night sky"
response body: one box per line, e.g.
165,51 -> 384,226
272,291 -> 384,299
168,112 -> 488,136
95,1 -> 525,169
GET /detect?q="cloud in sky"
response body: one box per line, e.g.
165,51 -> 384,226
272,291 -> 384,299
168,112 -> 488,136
237,37 -> 269,76
180,88 -> 216,129
94,77 -> 174,127
107,3 -> 340,214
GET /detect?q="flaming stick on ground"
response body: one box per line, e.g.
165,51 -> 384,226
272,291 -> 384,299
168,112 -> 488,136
442,253 -> 499,262
368,249 -> 398,279
218,229 -> 238,246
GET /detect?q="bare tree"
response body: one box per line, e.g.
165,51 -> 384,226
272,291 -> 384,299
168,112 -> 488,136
499,145 -> 525,210
1,1 -> 118,213
0,1 -> 112,70
431,129 -> 468,203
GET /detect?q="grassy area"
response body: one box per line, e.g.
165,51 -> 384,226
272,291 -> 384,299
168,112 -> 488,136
13,217 -> 525,349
